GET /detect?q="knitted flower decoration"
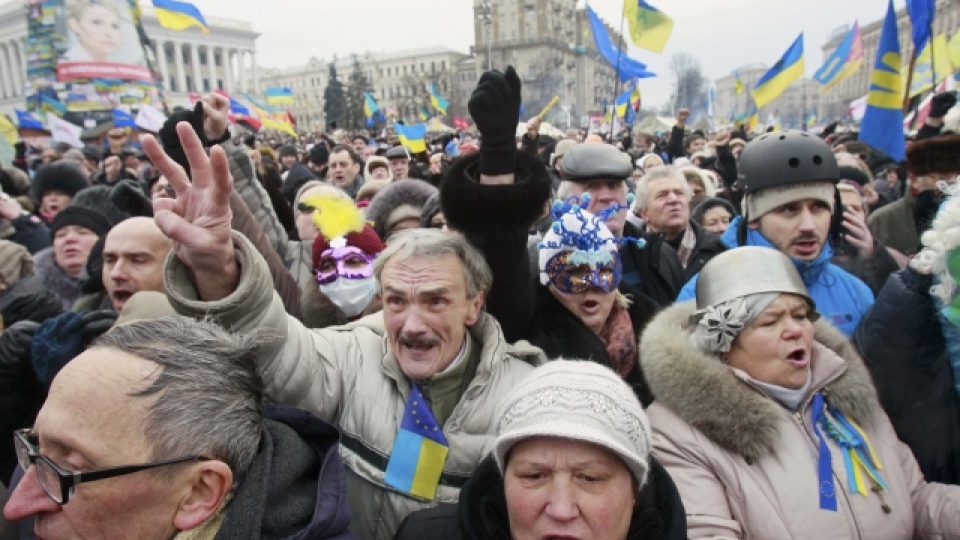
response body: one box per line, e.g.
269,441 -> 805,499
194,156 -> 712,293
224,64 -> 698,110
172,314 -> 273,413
690,297 -> 750,354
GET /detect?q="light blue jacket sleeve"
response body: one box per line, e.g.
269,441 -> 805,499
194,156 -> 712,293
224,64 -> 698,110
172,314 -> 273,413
677,273 -> 700,302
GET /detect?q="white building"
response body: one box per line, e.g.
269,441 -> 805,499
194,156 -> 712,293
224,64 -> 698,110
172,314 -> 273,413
0,2 -> 259,117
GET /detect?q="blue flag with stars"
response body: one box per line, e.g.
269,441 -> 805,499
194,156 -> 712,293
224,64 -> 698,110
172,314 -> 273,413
384,384 -> 449,500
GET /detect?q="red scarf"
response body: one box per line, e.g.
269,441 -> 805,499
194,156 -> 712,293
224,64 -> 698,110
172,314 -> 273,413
599,304 -> 637,378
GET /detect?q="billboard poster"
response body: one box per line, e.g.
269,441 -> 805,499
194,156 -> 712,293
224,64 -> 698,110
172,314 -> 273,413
25,0 -> 159,125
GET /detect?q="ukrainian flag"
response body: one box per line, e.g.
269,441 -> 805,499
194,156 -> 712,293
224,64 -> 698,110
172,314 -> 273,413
752,33 -> 805,109
152,0 -> 208,33
384,384 -> 449,500
363,93 -> 379,119
860,0 -> 904,161
734,71 -> 744,95
265,87 -> 294,106
41,95 -> 66,117
623,0 -> 673,54
615,88 -> 632,119
429,82 -> 449,116
395,123 -> 427,153
814,22 -> 864,90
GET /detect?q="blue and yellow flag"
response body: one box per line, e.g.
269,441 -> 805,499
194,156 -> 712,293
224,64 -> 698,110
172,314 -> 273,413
734,71 -> 744,95
112,108 -> 135,128
860,0 -> 905,161
41,95 -> 66,117
429,82 -> 449,116
615,88 -> 632,119
586,5 -> 656,81
623,0 -> 673,54
384,384 -> 449,500
363,93 -> 379,119
152,0 -> 208,33
904,33 -> 952,98
753,33 -> 804,109
265,87 -> 294,106
395,123 -> 427,153
15,110 -> 43,130
815,22 -> 864,90
906,0 -> 936,55
630,85 -> 641,111
0,114 -> 18,145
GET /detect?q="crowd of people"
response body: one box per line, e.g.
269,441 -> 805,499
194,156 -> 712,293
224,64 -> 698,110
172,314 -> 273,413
0,65 -> 958,539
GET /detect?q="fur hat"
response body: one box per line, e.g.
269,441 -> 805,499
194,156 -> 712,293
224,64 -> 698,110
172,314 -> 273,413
308,143 -> 329,167
691,197 -> 738,227
0,239 -> 34,293
71,185 -> 131,227
494,360 -> 652,488
906,134 -> 960,176
363,156 -> 393,183
31,161 -> 89,202
49,206 -> 111,239
365,179 -> 438,240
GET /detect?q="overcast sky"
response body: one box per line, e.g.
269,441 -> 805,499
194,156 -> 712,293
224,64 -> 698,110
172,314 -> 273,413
4,0 -> 899,107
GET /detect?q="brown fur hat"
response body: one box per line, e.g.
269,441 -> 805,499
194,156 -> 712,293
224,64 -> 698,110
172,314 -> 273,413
906,134 -> 960,176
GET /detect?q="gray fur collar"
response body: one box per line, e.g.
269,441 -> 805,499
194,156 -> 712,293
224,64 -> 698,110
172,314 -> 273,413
640,302 -> 881,461
34,247 -> 85,306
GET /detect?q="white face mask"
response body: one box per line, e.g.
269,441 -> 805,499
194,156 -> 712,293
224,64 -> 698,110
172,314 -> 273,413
318,276 -> 377,318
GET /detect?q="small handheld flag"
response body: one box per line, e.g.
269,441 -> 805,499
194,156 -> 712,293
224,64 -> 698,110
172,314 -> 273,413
395,123 -> 427,153
384,384 -> 449,500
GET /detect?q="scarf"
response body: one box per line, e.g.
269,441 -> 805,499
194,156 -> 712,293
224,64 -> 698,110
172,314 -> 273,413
599,303 -> 638,378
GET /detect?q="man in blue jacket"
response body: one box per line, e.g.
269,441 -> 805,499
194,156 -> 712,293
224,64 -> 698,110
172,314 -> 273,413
678,130 -> 873,336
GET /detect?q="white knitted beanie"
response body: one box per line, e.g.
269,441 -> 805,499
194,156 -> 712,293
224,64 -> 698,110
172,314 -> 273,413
493,360 -> 652,487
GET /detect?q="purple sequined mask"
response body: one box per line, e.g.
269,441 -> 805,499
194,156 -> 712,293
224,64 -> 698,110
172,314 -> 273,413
315,246 -> 376,284
545,251 -> 622,294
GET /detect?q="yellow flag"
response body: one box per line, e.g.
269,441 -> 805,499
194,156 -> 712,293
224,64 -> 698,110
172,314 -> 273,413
903,34 -> 952,98
0,114 -> 17,145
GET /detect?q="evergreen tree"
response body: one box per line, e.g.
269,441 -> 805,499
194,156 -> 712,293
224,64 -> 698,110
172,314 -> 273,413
344,56 -> 370,130
323,63 -> 347,130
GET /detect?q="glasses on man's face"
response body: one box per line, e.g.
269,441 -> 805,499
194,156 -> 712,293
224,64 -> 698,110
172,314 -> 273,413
14,428 -> 211,505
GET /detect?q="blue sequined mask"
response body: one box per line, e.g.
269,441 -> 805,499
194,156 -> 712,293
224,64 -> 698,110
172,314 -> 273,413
545,251 -> 622,294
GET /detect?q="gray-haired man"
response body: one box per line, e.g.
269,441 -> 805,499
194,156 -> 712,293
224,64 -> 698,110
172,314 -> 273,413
3,316 -> 352,539
136,122 -> 543,539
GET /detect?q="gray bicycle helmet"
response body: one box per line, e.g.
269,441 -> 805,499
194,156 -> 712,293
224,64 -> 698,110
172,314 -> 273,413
737,130 -> 839,195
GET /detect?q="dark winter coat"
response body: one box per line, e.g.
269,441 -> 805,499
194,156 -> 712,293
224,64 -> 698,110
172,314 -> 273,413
679,220 -> 726,282
621,221 -> 685,307
33,247 -> 85,311
441,152 -> 660,405
393,454 -> 686,540
280,162 -> 318,206
855,268 -> 960,485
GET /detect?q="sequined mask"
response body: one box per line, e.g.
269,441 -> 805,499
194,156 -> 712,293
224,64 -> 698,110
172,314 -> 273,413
315,246 -> 376,284
545,251 -> 622,294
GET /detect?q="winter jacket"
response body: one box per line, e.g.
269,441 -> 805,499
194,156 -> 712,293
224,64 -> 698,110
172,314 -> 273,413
621,221 -> 685,307
641,302 -> 960,539
440,152 -> 660,404
393,454 -> 687,540
832,238 -> 903,296
2,214 -> 51,255
280,162 -> 317,206
855,268 -> 960,485
869,189 -> 921,256
680,220 -> 727,282
33,247 -> 86,312
163,232 -> 545,540
678,216 -> 874,336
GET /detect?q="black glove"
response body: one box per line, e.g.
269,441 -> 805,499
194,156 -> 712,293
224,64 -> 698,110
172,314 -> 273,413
930,92 -> 958,119
158,101 -> 229,179
78,309 -> 117,348
0,321 -> 39,373
1,289 -> 64,326
820,121 -> 839,138
468,66 -> 522,176
111,179 -> 154,217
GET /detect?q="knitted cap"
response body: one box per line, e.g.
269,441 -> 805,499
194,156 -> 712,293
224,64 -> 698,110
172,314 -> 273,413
538,203 -> 619,285
744,180 -> 836,220
494,360 -> 652,488
31,161 -> 89,202
49,206 -> 111,239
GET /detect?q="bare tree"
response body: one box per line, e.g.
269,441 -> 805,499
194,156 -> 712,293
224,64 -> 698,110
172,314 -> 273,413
670,53 -> 707,118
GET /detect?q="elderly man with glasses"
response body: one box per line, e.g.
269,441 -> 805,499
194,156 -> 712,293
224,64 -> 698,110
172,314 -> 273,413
3,316 -> 353,540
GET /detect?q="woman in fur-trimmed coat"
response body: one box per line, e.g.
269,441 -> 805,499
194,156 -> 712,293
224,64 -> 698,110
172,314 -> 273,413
641,301 -> 960,539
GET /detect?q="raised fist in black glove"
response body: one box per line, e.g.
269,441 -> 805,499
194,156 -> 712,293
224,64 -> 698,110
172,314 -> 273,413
468,66 -> 522,175
111,178 -> 154,217
30,309 -> 117,388
930,91 -> 958,119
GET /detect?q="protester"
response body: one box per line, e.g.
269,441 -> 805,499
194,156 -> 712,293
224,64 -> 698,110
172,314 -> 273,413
678,130 -> 874,336
3,316 -> 353,539
34,206 -> 110,311
642,246 -> 960,538
395,361 -> 687,539
691,197 -> 737,236
363,155 -> 393,183
30,161 -> 89,225
633,166 -> 726,281
365,178 -> 437,241
139,120 -> 546,539
386,145 -> 410,180
101,217 -> 173,313
326,145 -> 365,199
856,181 -> 960,485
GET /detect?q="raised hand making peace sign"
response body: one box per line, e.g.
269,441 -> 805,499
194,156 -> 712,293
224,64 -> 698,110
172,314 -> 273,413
141,121 -> 239,301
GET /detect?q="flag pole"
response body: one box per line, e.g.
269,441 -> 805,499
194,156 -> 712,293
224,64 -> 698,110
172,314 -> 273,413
609,5 -> 627,140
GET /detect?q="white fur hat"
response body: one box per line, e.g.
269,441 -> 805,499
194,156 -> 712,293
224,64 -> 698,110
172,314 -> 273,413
493,360 -> 652,487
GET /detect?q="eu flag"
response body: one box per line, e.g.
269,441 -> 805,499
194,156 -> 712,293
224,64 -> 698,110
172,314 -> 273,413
384,384 -> 449,500
860,0 -> 905,161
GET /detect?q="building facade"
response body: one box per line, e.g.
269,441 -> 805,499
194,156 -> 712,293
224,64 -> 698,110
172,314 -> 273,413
0,2 -> 258,118
819,0 -> 959,120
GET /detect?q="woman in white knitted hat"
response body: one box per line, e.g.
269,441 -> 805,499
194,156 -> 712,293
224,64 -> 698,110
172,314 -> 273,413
394,360 -> 687,540
640,246 -> 960,539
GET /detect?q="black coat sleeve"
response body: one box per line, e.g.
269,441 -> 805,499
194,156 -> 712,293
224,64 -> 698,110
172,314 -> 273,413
440,153 -> 553,343
666,125 -> 686,162
714,144 -> 738,189
8,214 -> 50,254
916,122 -> 943,141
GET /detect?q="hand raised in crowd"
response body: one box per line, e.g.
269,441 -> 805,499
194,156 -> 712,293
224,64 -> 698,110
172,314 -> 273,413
103,155 -> 123,183
141,121 -> 238,301
201,92 -> 231,141
676,107 -> 690,127
526,115 -> 542,137
0,193 -> 23,221
468,65 -> 521,176
714,129 -> 731,146
842,206 -> 875,259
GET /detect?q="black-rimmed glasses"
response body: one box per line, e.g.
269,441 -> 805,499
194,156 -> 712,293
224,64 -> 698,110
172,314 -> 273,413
14,428 -> 211,505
